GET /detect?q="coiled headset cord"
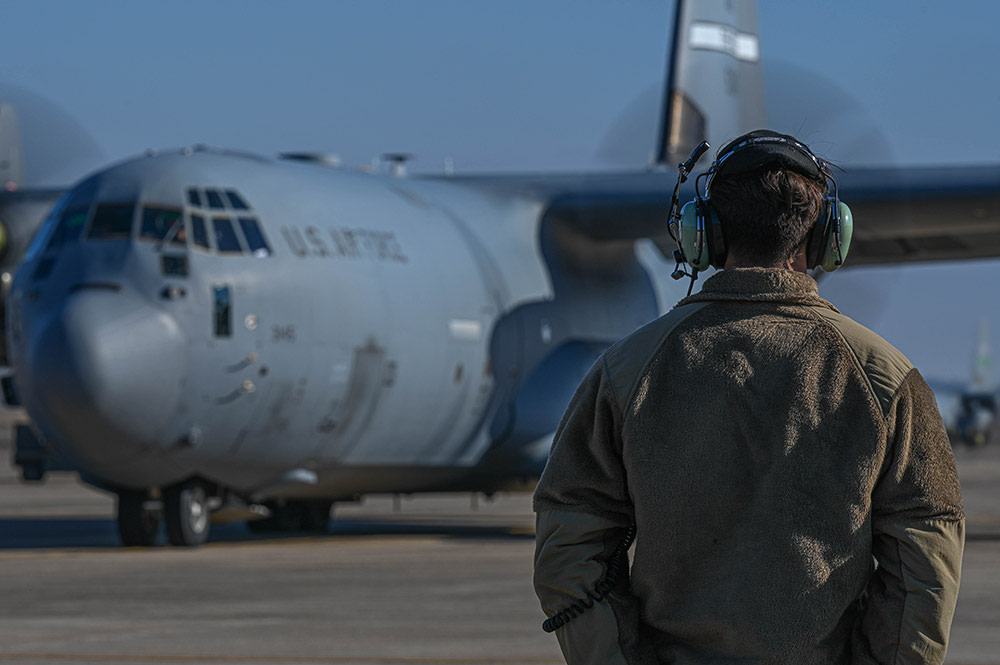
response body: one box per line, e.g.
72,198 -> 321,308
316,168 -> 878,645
541,524 -> 637,633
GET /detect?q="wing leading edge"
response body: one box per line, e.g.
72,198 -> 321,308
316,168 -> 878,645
835,165 -> 1000,265
444,162 -> 1000,268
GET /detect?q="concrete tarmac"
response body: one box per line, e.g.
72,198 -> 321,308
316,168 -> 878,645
1,415 -> 998,664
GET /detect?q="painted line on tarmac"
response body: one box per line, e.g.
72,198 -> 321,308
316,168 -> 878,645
0,654 -> 563,664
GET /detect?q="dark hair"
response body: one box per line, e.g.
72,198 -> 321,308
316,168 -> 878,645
709,167 -> 826,266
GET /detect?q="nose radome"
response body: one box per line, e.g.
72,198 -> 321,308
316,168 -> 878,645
24,287 -> 186,475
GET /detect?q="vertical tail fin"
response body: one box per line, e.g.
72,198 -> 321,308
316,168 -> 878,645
970,319 -> 996,395
655,0 -> 767,166
0,104 -> 24,191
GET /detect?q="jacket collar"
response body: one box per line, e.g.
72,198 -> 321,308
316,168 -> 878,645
676,267 -> 839,312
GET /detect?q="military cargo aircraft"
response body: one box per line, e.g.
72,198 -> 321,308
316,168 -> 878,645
933,320 -> 998,447
1,0 -> 999,546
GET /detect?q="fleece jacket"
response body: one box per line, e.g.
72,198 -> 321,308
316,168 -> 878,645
533,267 -> 964,665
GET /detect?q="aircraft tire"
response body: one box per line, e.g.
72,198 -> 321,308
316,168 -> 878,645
300,500 -> 333,532
21,462 -> 45,482
164,481 -> 210,546
117,491 -> 159,547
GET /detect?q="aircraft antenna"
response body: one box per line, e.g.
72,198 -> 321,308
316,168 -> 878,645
382,153 -> 413,177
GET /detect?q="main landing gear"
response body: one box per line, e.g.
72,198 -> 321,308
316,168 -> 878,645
115,482 -> 334,546
117,490 -> 160,547
115,480 -> 212,547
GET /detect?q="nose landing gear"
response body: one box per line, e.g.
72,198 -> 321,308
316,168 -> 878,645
114,482 -> 337,546
115,479 -> 212,547
164,480 -> 211,547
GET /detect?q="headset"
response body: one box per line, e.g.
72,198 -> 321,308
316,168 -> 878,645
669,130 -> 853,278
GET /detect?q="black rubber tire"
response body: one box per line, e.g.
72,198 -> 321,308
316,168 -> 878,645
300,501 -> 333,532
164,481 -> 210,547
21,462 -> 45,482
117,491 -> 159,547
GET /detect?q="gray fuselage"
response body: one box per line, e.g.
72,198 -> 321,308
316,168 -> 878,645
8,149 -> 669,500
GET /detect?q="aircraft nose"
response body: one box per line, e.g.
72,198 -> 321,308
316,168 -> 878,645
21,286 -> 186,475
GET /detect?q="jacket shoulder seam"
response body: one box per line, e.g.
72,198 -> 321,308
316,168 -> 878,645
806,306 -> 913,418
602,302 -> 713,416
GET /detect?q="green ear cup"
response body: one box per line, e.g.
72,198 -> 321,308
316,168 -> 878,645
679,201 -> 712,271
819,201 -> 852,272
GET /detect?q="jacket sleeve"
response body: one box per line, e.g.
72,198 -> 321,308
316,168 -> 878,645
856,369 -> 965,665
533,359 -> 651,665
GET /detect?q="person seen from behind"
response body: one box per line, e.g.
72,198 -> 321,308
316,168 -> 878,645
533,130 -> 964,665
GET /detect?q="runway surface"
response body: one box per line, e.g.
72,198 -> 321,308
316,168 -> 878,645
1,412 -> 998,665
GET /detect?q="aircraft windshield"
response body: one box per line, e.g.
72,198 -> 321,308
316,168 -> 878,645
205,190 -> 225,209
225,191 -> 249,210
23,194 -> 68,262
87,203 -> 136,240
45,205 -> 90,252
183,186 -> 272,257
24,179 -> 97,261
191,214 -> 210,250
213,217 -> 243,253
238,217 -> 271,256
139,206 -> 185,246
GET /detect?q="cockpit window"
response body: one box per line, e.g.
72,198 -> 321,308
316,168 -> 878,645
238,217 -> 271,257
87,203 -> 136,240
225,190 -> 249,210
205,189 -> 225,209
182,187 -> 264,257
212,217 -> 243,253
139,206 -> 185,246
191,214 -> 211,251
46,205 -> 91,251
24,179 -> 96,261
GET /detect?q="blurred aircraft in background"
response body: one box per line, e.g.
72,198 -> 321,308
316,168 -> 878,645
0,104 -> 23,192
0,0 -> 998,547
933,320 -> 997,447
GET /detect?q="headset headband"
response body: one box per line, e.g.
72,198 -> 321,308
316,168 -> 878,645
708,130 -> 827,189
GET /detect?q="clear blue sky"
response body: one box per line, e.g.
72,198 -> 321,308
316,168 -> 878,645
1,0 -> 998,384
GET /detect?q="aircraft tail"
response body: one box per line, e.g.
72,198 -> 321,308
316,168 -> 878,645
0,104 -> 24,191
969,319 -> 996,395
655,0 -> 767,165
450,0 -> 772,245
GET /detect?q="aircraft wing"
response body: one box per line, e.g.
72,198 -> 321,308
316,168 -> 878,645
437,163 -> 1000,266
834,166 -> 1000,265
430,170 -> 677,241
